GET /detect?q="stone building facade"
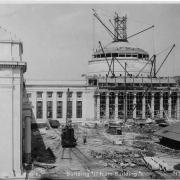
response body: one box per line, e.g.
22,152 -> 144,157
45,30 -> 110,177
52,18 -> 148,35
0,32 -> 31,177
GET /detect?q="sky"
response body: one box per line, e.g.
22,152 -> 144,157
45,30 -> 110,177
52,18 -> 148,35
0,3 -> 179,80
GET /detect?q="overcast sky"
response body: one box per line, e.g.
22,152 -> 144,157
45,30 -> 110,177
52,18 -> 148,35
0,3 -> 179,80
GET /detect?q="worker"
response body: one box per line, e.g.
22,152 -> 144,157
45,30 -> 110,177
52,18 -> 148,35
83,135 -> 87,144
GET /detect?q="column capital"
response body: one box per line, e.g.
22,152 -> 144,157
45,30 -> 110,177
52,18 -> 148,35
105,92 -> 109,97
160,91 -> 164,97
115,91 -> 119,96
95,92 -> 100,97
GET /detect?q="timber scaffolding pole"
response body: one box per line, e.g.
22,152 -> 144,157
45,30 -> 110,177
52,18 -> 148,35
124,62 -> 127,123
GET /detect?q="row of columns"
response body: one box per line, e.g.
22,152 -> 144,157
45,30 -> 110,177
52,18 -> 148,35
96,91 -> 180,120
31,91 -> 82,120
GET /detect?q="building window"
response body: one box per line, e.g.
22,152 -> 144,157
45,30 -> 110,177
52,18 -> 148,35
27,93 -> 31,98
100,93 -> 106,118
67,92 -> 73,98
47,92 -> 53,98
132,54 -> 137,58
36,101 -> 43,119
106,53 -> 111,57
77,92 -> 82,98
76,101 -> 82,118
101,54 -> 105,58
119,53 -> 125,57
47,101 -> 53,119
37,91 -> 43,98
57,92 -> 63,98
67,101 -> 72,118
126,54 -> 131,57
57,101 -> 63,118
112,53 -> 118,57
109,92 -> 115,119
138,54 -> 143,59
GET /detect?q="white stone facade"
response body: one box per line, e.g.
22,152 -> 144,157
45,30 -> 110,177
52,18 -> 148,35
26,80 -> 96,123
0,39 -> 27,177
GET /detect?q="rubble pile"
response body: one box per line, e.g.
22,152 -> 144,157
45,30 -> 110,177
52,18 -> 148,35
90,149 -> 145,170
123,123 -> 161,134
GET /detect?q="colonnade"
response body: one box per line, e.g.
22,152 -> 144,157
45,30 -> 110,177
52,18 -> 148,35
95,91 -> 180,120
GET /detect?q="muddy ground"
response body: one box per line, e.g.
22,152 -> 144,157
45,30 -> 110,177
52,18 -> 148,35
28,122 -> 180,179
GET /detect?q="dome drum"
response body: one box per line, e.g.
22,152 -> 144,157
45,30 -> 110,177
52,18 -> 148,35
88,59 -> 151,77
88,41 -> 151,77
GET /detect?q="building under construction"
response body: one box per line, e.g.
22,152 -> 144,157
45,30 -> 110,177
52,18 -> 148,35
1,8 -> 180,179
26,11 -> 180,124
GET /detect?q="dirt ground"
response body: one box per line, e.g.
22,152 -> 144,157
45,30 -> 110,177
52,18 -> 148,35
28,121 -> 180,180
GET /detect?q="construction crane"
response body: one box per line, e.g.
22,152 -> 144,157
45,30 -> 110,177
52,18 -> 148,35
98,41 -> 114,77
61,88 -> 77,148
93,9 -> 154,42
92,9 -> 115,40
155,44 -> 175,76
127,25 -> 154,39
99,41 -> 132,78
135,55 -> 155,78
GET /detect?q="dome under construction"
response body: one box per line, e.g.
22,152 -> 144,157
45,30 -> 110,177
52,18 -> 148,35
88,11 -> 153,78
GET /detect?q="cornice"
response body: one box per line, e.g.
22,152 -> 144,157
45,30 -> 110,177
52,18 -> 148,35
0,61 -> 27,72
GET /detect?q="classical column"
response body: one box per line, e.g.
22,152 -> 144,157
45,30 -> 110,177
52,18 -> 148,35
142,93 -> 146,119
115,92 -> 119,120
124,92 -> 127,122
168,92 -> 172,118
96,93 -> 100,120
31,91 -> 36,120
133,93 -> 137,119
62,91 -> 67,121
72,92 -> 76,120
23,103 -> 32,164
53,91 -> 57,119
105,92 -> 109,119
160,92 -> 163,118
177,92 -> 180,119
42,91 -> 47,121
151,93 -> 154,119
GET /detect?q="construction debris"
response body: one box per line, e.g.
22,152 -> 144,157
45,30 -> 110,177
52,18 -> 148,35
143,156 -> 173,172
90,149 -> 145,169
29,120 -> 180,179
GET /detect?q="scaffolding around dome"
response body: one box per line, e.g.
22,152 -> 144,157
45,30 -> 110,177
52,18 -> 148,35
86,10 -> 179,122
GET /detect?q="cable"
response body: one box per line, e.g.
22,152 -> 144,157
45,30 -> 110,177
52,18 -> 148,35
156,45 -> 172,56
172,50 -> 175,77
152,27 -> 156,55
128,17 -> 152,27
92,14 -> 95,53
